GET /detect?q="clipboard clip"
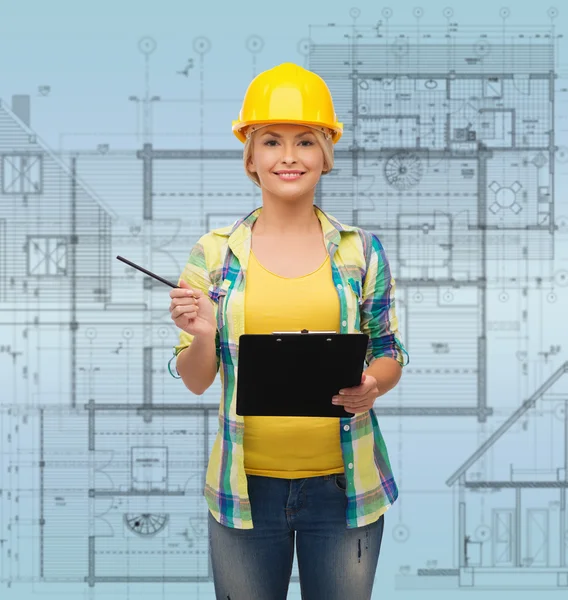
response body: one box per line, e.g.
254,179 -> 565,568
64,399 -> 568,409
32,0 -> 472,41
271,329 -> 338,335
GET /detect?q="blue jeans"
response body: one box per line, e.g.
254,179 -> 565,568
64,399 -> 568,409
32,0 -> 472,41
208,473 -> 385,600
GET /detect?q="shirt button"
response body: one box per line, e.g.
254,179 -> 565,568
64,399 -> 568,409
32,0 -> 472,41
343,424 -> 350,431
337,284 -> 343,290
341,320 -> 347,327
348,462 -> 353,469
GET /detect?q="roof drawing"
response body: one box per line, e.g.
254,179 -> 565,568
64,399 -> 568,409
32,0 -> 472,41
0,97 -> 118,221
446,360 -> 568,486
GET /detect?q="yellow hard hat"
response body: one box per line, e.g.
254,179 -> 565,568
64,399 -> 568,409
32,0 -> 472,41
232,62 -> 343,144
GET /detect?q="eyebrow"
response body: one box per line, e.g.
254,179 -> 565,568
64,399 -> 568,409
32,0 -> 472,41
260,130 -> 315,138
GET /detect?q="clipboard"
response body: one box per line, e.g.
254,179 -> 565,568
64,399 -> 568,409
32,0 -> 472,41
236,331 -> 369,417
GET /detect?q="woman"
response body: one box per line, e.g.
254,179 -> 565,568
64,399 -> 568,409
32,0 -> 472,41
169,62 -> 409,600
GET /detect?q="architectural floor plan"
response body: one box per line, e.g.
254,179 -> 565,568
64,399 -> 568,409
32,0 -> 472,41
1,5 -> 567,598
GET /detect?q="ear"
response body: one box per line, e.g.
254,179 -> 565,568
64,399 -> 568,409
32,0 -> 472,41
246,158 -> 257,174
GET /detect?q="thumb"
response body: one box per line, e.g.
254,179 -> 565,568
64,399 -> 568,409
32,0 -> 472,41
178,279 -> 202,298
361,373 -> 367,384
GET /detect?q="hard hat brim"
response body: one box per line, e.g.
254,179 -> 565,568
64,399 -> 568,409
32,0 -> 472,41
232,119 -> 343,144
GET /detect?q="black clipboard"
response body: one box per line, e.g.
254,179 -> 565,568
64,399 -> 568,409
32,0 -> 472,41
236,331 -> 369,417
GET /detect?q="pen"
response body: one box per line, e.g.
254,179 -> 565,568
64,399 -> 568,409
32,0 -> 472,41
116,255 -> 180,289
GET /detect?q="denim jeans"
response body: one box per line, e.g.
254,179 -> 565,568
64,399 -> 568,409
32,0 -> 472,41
208,473 -> 385,600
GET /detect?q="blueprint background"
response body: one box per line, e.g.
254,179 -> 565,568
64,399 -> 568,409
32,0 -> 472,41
1,0 -> 568,598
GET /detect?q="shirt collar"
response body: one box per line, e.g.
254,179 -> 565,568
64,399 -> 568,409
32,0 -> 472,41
212,204 -> 357,265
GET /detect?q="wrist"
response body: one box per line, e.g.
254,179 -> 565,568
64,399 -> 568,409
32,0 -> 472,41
194,328 -> 216,343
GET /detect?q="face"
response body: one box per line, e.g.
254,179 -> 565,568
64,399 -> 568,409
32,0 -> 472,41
246,123 -> 326,200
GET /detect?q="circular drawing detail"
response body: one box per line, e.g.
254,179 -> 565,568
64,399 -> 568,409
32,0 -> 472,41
297,38 -> 311,56
125,513 -> 168,536
138,36 -> 157,56
246,35 -> 264,54
384,152 -> 423,190
556,270 -> 568,286
475,524 -> 492,541
392,523 -> 410,542
475,40 -> 491,57
193,36 -> 211,55
556,146 -> 568,163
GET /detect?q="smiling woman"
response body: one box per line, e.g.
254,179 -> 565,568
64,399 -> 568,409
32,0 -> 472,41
241,124 -> 334,209
171,61 -> 409,600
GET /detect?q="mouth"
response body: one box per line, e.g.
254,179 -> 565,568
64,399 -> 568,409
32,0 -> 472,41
273,171 -> 306,180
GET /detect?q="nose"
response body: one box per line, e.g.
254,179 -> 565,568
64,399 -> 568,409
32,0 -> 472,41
279,140 -> 299,164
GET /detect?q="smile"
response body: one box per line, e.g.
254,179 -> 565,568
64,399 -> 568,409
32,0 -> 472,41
274,172 -> 305,180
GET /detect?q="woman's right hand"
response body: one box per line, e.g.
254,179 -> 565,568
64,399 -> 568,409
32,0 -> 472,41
169,280 -> 217,338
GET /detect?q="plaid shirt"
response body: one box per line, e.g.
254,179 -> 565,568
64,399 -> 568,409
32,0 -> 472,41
171,205 -> 409,529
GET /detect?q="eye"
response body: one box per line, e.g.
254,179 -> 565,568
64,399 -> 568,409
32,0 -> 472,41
263,139 -> 315,147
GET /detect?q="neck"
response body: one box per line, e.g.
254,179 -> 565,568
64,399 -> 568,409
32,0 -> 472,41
253,196 -> 320,236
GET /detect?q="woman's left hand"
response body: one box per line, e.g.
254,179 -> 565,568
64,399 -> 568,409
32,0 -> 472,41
332,374 -> 380,415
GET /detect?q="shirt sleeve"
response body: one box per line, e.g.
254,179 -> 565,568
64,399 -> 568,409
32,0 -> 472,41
170,238 -> 221,376
360,233 -> 409,368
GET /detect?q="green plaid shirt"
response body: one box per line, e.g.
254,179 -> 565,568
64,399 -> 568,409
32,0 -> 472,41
171,205 -> 409,529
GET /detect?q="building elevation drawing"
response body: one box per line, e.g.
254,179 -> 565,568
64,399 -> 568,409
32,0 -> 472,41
1,6 -> 568,598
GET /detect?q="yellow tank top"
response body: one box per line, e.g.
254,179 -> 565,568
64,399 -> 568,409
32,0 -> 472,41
243,247 -> 344,478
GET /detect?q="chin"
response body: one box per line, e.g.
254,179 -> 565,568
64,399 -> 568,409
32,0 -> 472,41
271,186 -> 314,199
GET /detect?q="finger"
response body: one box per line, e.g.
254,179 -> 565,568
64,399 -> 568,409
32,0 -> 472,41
174,303 -> 198,315
178,279 -> 191,289
332,395 -> 355,405
172,305 -> 198,319
170,288 -> 195,299
342,399 -> 374,410
333,394 -> 371,405
338,388 -> 364,397
171,296 -> 197,307
169,298 -> 196,312
342,400 -> 372,409
339,381 -> 371,396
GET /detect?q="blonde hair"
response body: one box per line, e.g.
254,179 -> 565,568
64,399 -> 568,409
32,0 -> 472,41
243,127 -> 334,188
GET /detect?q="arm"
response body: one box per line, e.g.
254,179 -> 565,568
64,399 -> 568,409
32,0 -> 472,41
175,331 -> 219,395
364,357 -> 402,398
171,238 -> 221,395
360,232 -> 409,396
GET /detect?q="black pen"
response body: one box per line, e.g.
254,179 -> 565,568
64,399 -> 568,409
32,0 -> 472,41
116,255 -> 180,289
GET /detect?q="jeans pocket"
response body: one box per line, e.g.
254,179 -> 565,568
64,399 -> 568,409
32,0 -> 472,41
334,473 -> 347,492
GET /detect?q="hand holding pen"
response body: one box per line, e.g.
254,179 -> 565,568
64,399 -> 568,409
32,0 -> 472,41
116,255 -> 216,338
